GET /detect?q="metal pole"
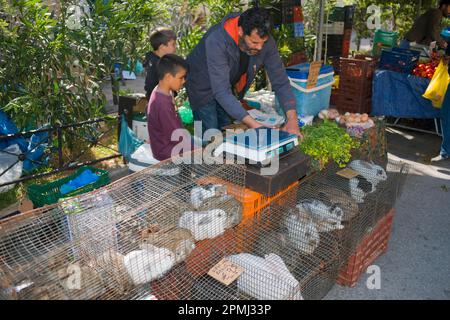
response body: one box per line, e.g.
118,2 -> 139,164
316,0 -> 325,61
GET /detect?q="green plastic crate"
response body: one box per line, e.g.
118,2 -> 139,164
372,30 -> 399,56
27,166 -> 110,208
329,7 -> 345,22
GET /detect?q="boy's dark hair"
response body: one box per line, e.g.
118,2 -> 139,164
156,54 -> 188,80
150,28 -> 176,51
440,0 -> 450,7
238,7 -> 273,38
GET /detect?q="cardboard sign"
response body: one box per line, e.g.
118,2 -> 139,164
337,168 -> 360,179
306,61 -> 322,89
208,258 -> 244,286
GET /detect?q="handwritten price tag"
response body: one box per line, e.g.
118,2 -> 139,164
208,258 -> 244,286
306,61 -> 322,89
337,168 -> 360,179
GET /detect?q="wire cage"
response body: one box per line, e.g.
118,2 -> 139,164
247,186 -> 342,300
121,179 -> 342,300
303,158 -> 410,262
0,155 -> 249,300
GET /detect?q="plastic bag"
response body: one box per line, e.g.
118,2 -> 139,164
0,111 -> 27,152
60,169 -> 100,195
128,144 -> 159,172
23,128 -> 49,173
178,102 -> 193,125
423,60 -> 450,108
119,114 -> 143,160
0,144 -> 23,194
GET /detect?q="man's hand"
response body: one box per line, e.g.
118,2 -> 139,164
242,115 -> 273,129
282,110 -> 303,140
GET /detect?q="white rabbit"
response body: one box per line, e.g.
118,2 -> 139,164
124,245 -> 175,285
349,160 -> 387,189
297,199 -> 345,232
283,212 -> 320,255
178,209 -> 228,240
227,253 -> 303,300
190,184 -> 227,209
349,175 -> 374,203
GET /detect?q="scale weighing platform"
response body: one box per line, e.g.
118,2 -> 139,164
214,127 -> 299,165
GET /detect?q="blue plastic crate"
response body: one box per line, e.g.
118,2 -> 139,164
379,49 -> 419,74
294,22 -> 304,37
391,47 -> 421,60
286,63 -> 335,116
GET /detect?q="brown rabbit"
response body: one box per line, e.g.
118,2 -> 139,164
141,226 -> 196,264
199,195 -> 243,229
89,249 -> 134,294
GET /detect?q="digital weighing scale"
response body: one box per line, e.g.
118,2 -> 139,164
213,127 -> 299,165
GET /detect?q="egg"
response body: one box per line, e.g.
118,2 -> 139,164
361,114 -> 369,122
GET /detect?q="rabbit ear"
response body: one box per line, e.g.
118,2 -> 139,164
198,215 -> 212,226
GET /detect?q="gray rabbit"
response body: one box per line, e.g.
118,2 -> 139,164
283,209 -> 320,255
297,199 -> 345,232
253,230 -> 302,271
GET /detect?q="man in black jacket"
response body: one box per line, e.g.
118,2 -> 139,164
402,0 -> 450,50
186,7 -> 300,137
143,29 -> 177,99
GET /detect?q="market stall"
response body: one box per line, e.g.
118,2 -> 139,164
0,1 -> 416,301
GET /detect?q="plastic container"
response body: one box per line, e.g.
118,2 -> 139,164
27,166 -> 110,207
132,113 -> 149,142
372,30 -> 399,56
286,63 -> 335,116
441,27 -> 450,40
379,48 -> 420,74
196,176 -> 299,224
294,22 -> 304,37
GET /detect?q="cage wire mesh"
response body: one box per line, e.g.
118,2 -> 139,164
0,148 -> 410,300
0,155 -> 250,300
244,186 -> 342,300
304,158 -> 410,263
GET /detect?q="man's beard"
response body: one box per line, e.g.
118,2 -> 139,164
238,36 -> 260,56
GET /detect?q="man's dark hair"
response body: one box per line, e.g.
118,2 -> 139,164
150,28 -> 176,51
440,0 -> 450,7
238,7 -> 273,38
156,54 -> 188,80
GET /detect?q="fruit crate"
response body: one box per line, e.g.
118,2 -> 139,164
337,208 -> 395,287
379,48 -> 420,74
335,92 -> 372,114
372,30 -> 399,56
27,166 -> 110,208
338,77 -> 372,99
197,176 -> 300,224
340,57 -> 378,80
